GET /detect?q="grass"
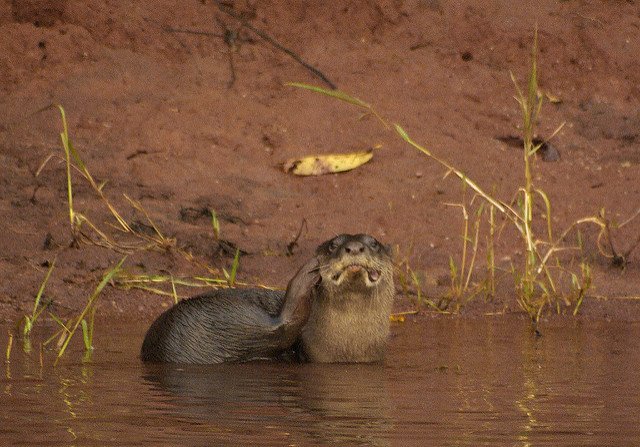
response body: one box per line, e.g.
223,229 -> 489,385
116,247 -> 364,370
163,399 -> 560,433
394,244 -> 449,313
211,209 -> 221,240
224,248 -> 241,287
442,194 -> 485,308
13,106 -> 245,365
112,268 -> 260,297
54,257 -> 125,365
57,104 -> 194,256
55,103 -> 238,280
20,259 -> 56,348
5,331 -> 13,364
13,257 -> 126,365
289,31 -> 604,322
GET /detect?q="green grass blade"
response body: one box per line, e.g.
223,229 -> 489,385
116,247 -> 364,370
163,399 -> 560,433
55,257 -> 126,364
32,259 -> 56,317
535,188 -> 553,242
22,317 -> 32,337
58,107 -> 76,228
81,319 -> 91,351
170,275 -> 178,304
228,248 -> 240,287
57,105 -> 90,176
211,209 -> 220,240
286,82 -> 371,109
5,331 -> 13,363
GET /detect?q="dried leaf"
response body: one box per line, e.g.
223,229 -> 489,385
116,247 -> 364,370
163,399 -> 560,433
282,149 -> 373,176
537,88 -> 562,104
389,310 -> 418,323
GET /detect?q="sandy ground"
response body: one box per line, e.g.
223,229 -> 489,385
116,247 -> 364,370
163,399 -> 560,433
1,0 -> 639,324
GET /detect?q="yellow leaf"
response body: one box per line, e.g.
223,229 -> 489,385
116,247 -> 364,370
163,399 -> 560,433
537,88 -> 562,104
389,310 -> 418,322
282,149 -> 373,176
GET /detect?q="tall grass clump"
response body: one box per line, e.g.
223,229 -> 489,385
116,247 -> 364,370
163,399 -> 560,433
288,31 -> 602,322
54,257 -> 125,365
12,257 -> 125,364
20,259 -> 56,352
14,106 -> 258,364
56,105 -> 187,255
508,30 -> 562,319
56,105 -> 240,289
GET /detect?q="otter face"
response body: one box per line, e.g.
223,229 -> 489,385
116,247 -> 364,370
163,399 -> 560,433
316,234 -> 392,291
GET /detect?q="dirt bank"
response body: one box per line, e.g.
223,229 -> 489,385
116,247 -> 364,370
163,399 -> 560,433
1,0 -> 639,324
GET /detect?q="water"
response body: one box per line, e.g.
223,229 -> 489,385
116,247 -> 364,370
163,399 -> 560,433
2,317 -> 639,446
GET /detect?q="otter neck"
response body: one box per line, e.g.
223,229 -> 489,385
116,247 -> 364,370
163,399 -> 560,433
300,280 -> 394,363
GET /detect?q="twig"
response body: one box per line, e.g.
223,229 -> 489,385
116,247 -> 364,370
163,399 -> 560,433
214,16 -> 238,88
163,26 -> 224,38
213,1 -> 337,89
286,218 -> 308,256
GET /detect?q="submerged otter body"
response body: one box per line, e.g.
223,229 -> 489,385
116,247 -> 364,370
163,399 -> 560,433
140,234 -> 394,364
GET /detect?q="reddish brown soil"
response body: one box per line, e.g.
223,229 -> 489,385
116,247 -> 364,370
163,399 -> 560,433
1,1 -> 639,324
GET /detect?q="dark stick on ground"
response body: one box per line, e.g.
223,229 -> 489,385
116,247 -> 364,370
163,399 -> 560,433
215,17 -> 238,89
213,1 -> 338,90
287,218 -> 308,256
163,26 -> 225,38
164,23 -> 240,88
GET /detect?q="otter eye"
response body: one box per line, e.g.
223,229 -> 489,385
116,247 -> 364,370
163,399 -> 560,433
328,240 -> 340,253
369,239 -> 380,251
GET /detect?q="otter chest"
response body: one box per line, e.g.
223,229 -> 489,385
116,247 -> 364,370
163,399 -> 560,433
301,302 -> 390,363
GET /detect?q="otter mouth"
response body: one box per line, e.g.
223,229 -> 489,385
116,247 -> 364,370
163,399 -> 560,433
331,264 -> 381,285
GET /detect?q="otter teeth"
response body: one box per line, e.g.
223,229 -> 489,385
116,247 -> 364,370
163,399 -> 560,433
332,264 -> 381,283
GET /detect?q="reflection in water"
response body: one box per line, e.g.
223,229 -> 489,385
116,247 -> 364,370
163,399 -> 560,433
142,362 -> 392,446
2,318 -> 640,446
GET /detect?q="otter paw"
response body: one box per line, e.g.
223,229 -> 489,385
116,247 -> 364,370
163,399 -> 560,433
288,257 -> 321,298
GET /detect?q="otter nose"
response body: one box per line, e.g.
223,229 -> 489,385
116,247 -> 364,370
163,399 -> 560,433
343,240 -> 366,255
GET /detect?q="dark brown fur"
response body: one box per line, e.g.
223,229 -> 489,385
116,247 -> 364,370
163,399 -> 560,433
140,234 -> 394,364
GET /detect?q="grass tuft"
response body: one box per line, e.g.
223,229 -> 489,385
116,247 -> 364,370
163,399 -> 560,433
21,259 -> 56,345
5,331 -> 13,364
289,31 -> 608,321
54,257 -> 126,365
211,209 -> 221,240
224,248 -> 241,287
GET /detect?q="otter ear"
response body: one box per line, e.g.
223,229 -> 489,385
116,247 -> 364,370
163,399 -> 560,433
382,243 -> 392,256
316,234 -> 348,255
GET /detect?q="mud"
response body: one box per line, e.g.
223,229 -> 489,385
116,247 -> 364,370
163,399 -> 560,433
1,1 -> 639,323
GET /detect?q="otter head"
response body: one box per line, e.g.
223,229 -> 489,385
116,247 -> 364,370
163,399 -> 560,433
301,234 -> 395,362
315,234 -> 393,299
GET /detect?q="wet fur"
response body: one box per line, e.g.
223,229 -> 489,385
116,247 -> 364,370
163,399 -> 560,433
140,289 -> 286,363
301,234 -> 395,363
141,234 -> 395,364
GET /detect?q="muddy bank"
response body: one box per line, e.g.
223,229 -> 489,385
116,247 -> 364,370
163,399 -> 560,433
1,1 -> 639,324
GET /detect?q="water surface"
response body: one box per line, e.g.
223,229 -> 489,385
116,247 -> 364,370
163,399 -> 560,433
2,317 -> 639,446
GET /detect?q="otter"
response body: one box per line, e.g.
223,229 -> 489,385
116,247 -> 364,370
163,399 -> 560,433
140,234 -> 394,364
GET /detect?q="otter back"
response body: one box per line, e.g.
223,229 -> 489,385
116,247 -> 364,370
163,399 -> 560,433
141,257 -> 321,364
140,289 -> 286,364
